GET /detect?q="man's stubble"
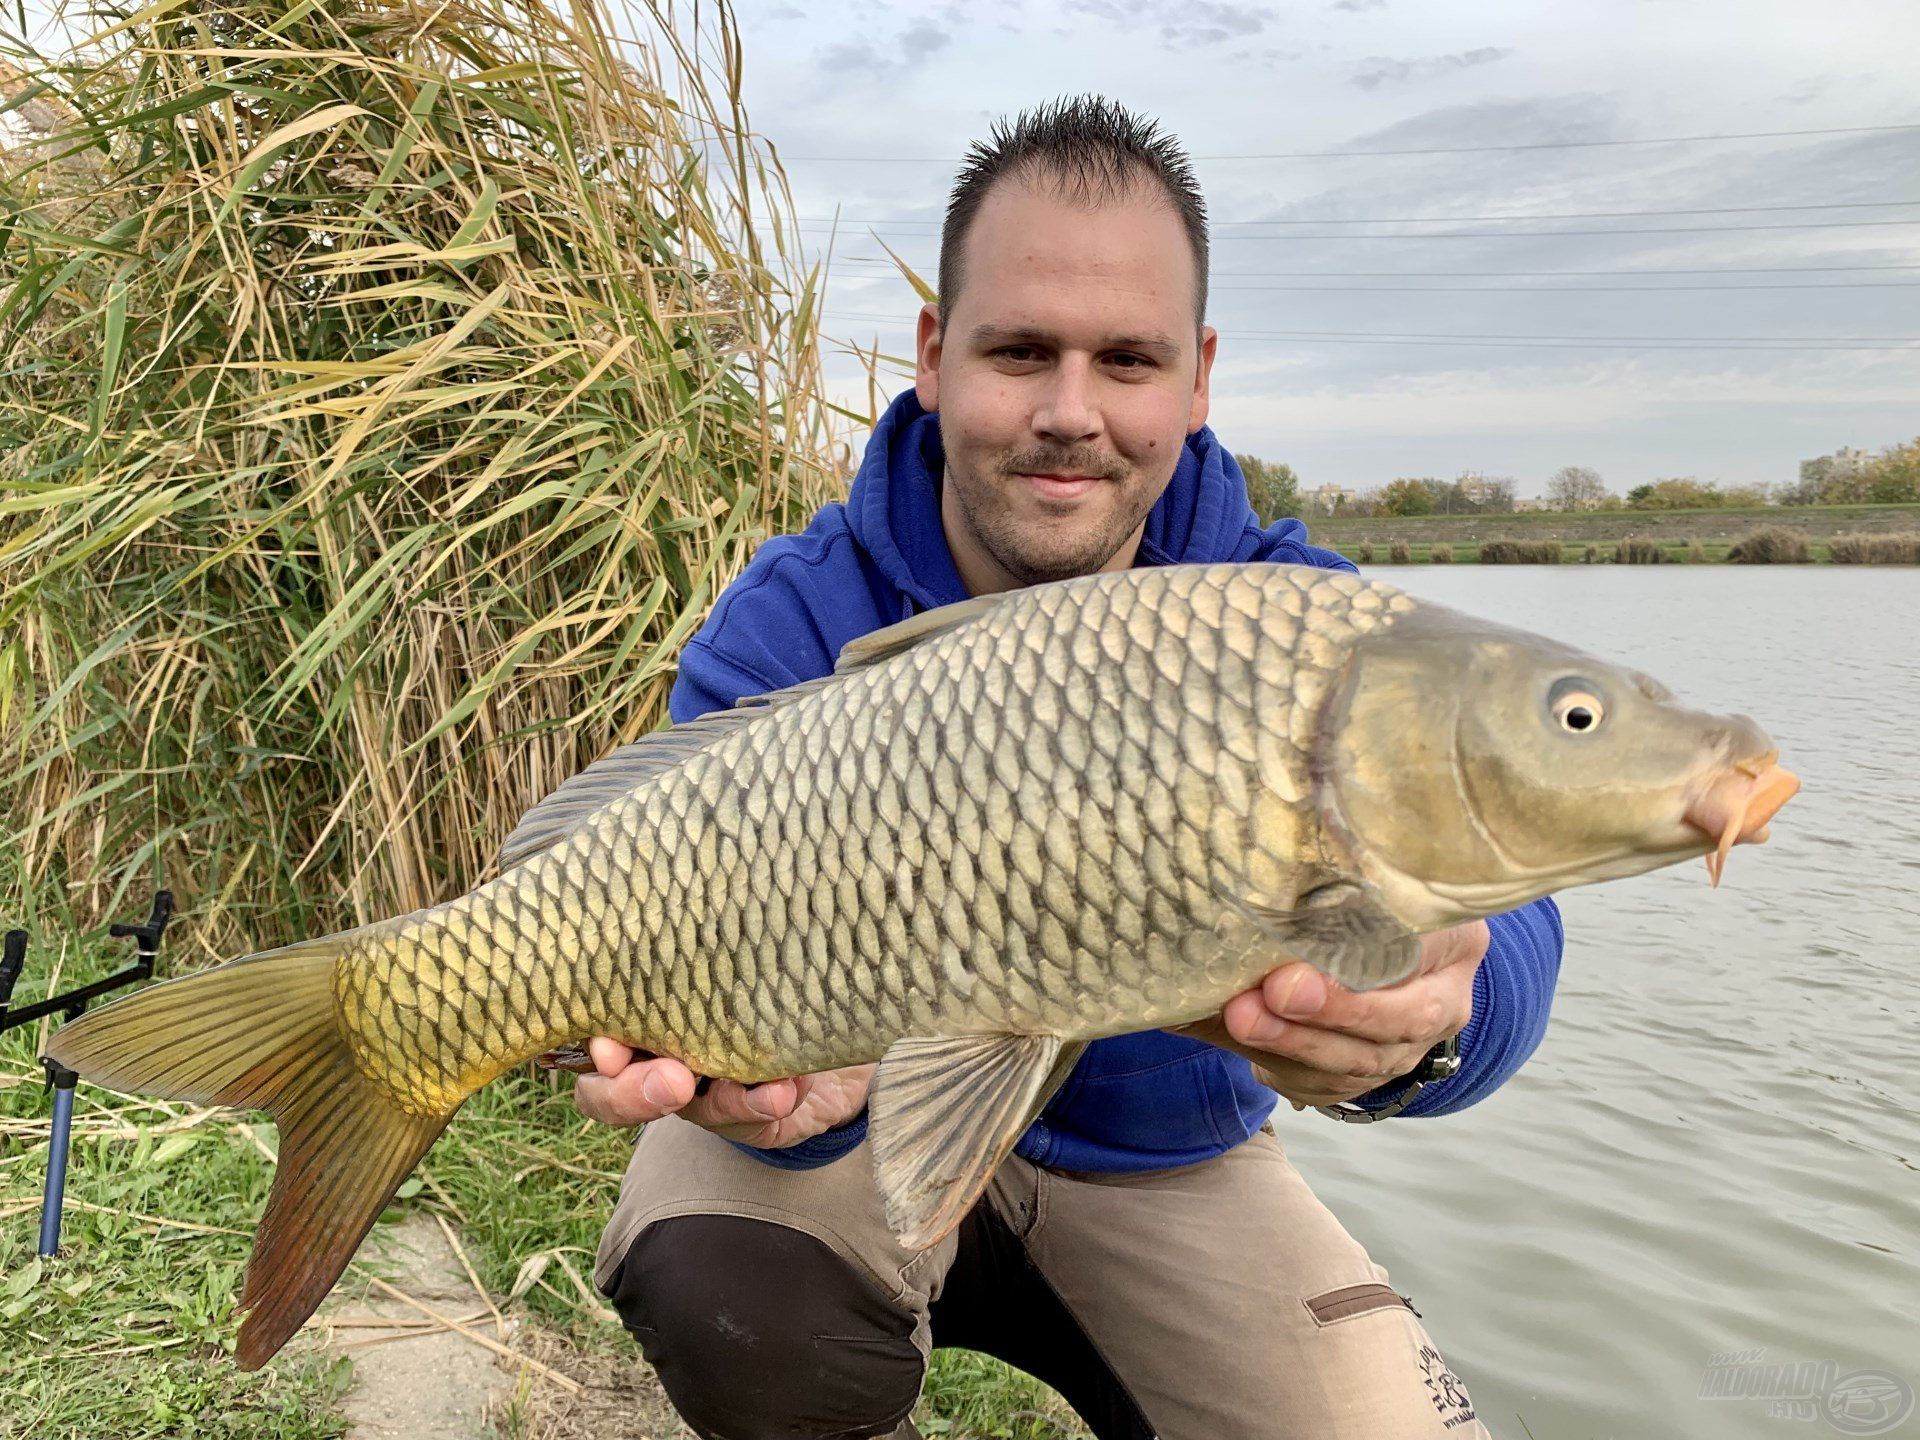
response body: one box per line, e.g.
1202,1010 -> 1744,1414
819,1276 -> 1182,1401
939,430 -> 1169,588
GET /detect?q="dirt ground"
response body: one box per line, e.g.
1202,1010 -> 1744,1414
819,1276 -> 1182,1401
301,1215 -> 691,1440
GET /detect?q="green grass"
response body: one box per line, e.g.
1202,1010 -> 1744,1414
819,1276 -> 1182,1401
2,928 -> 356,1439
1,906 -> 1083,1439
1308,501 -> 1920,551
1337,539 -> 1848,565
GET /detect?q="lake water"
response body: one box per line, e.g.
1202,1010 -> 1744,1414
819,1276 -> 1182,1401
1275,568 -> 1920,1439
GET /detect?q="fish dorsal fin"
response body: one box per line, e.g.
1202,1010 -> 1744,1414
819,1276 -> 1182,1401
490,672 -> 844,875
494,594 -> 1005,875
868,1032 -> 1069,1250
833,592 -> 1008,673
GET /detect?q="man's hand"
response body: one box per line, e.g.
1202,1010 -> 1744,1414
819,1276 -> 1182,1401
1174,920 -> 1490,1110
571,1037 -> 874,1149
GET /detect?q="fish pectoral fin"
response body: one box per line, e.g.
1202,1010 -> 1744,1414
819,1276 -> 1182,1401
869,1032 -> 1068,1251
1220,880 -> 1422,992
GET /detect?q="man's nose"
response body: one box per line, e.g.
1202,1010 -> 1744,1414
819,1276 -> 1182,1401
1031,358 -> 1101,445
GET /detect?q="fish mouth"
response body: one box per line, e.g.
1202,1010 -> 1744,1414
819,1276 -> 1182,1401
1681,749 -> 1800,887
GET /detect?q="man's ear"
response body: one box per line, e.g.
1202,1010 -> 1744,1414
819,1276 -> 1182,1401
913,303 -> 943,412
1187,324 -> 1218,434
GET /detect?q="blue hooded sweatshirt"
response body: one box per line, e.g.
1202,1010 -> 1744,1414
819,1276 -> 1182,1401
668,389 -> 1565,1174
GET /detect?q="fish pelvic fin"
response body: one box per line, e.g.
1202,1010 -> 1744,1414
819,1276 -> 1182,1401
869,1032 -> 1071,1251
43,928 -> 459,1370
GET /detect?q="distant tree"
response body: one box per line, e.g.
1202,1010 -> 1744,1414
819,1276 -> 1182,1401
1236,453 -> 1301,524
1817,468 -> 1874,504
1780,460 -> 1825,505
1866,438 -> 1920,504
1628,477 -> 1721,510
1545,465 -> 1610,511
1718,483 -> 1773,508
1379,477 -> 1435,517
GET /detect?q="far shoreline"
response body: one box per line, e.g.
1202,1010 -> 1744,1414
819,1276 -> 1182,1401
1300,501 -> 1920,565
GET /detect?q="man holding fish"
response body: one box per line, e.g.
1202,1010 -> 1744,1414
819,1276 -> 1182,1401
575,98 -> 1545,1440
46,95 -> 1795,1429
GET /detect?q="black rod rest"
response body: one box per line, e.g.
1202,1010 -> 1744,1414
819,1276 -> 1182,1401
0,891 -> 174,1258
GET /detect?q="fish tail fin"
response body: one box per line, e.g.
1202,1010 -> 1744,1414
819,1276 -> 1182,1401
43,928 -> 459,1369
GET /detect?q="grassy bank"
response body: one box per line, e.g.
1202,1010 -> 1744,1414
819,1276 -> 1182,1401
1316,505 -> 1920,564
0,899 -> 1083,1439
1310,502 -> 1920,551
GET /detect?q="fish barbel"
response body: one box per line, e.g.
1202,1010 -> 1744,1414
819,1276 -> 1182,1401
45,562 -> 1797,1367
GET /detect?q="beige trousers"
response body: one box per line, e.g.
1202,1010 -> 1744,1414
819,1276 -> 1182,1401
595,1116 -> 1491,1439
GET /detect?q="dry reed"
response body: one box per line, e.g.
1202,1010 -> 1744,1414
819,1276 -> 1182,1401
1726,526 -> 1812,564
1479,539 -> 1563,564
1,0 -> 845,953
1829,532 -> 1920,564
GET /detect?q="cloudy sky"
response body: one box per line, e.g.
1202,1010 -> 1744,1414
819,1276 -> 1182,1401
721,0 -> 1918,496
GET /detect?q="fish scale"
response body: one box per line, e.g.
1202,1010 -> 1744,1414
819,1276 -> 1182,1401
53,557 -> 1800,1370
327,563 -> 1398,1116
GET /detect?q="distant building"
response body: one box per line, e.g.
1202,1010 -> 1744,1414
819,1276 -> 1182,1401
1802,446 -> 1874,482
1303,483 -> 1355,514
1797,446 -> 1877,501
1455,474 -> 1503,506
1512,497 -> 1546,512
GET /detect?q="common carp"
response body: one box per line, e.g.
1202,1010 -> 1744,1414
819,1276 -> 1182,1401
45,562 -> 1797,1368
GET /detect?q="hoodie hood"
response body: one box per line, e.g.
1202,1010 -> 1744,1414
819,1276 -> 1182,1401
845,388 -> 1278,611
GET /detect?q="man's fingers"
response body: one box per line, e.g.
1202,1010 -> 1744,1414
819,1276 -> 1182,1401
1223,1000 -> 1420,1086
1257,963 -> 1468,1046
681,1077 -> 801,1130
586,1035 -> 634,1078
574,1054 -> 699,1126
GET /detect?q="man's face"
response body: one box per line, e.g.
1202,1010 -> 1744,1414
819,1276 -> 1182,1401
915,176 -> 1217,592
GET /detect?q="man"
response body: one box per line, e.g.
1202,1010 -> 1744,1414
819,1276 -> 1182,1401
580,97 -> 1562,1439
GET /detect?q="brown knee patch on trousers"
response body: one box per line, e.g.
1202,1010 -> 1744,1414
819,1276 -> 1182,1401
1303,1282 -> 1415,1326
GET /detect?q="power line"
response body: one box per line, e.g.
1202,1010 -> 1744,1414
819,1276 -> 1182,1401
801,218 -> 1920,239
1238,326 -> 1919,342
1207,282 -> 1920,292
822,259 -> 1920,278
817,262 -> 1920,291
1232,333 -> 1920,350
820,310 -> 1920,351
775,121 -> 1920,163
799,198 -> 1920,227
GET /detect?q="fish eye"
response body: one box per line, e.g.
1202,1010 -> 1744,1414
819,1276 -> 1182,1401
1548,678 -> 1606,735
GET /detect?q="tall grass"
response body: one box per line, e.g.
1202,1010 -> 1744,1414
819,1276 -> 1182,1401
1829,532 -> 1920,564
1616,538 -> 1664,565
0,0 -> 844,956
1479,539 -> 1562,564
1726,526 -> 1812,564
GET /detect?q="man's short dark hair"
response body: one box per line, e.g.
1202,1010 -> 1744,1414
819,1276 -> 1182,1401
938,95 -> 1210,332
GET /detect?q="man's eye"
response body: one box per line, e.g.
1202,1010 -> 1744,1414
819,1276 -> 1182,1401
995,346 -> 1041,363
1108,352 -> 1152,369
